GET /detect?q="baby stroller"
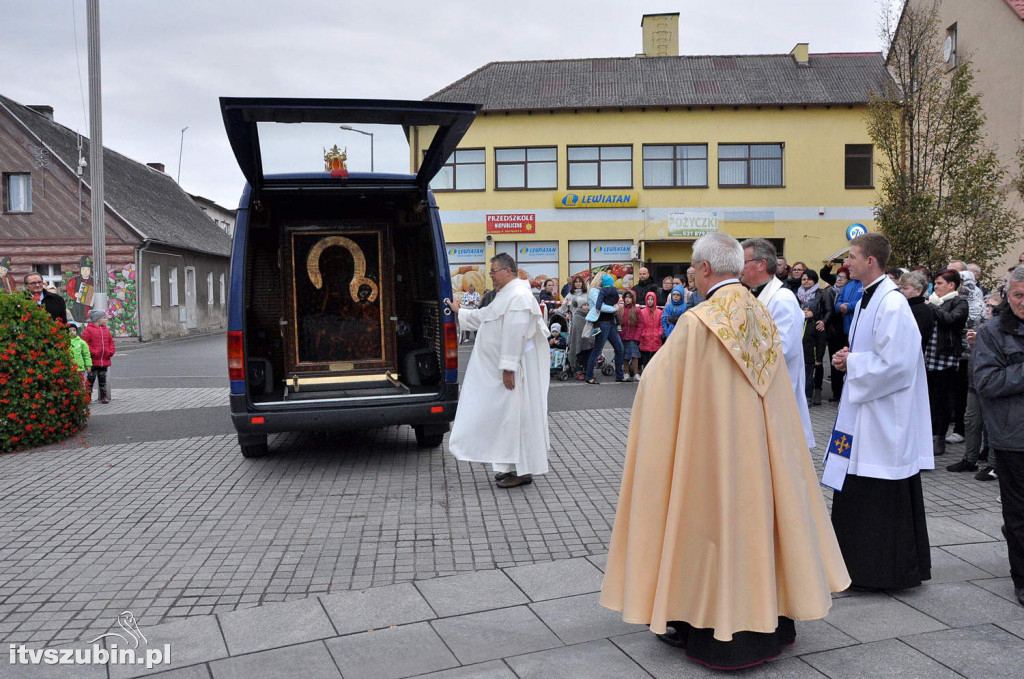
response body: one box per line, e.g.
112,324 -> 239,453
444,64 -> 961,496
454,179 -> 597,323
548,312 -> 573,382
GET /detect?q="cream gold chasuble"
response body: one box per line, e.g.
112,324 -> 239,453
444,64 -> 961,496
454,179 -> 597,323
600,283 -> 849,641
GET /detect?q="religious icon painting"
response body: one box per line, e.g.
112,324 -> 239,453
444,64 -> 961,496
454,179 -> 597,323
283,227 -> 395,376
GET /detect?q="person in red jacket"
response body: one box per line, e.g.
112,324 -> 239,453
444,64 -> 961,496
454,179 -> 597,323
637,291 -> 663,375
83,309 -> 116,403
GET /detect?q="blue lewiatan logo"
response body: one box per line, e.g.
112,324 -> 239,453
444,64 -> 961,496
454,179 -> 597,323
561,193 -> 634,207
561,194 -> 580,207
519,246 -> 557,255
448,247 -> 484,256
594,246 -> 631,254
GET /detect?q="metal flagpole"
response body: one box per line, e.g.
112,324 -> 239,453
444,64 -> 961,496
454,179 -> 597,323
87,0 -> 107,312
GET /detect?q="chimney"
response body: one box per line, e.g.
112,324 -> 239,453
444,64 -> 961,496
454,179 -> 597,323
27,105 -> 54,120
790,43 -> 810,66
640,13 -> 679,57
147,162 -> 166,172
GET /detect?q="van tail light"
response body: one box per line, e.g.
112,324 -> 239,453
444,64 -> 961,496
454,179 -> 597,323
444,322 -> 458,371
227,331 -> 245,381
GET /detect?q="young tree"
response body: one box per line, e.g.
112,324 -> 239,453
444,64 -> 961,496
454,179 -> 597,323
868,0 -> 1020,275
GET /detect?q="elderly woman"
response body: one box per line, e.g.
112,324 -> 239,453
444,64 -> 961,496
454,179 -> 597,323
823,266 -> 850,402
898,270 -> 933,351
656,276 -> 675,307
925,269 -> 969,456
798,269 -> 829,406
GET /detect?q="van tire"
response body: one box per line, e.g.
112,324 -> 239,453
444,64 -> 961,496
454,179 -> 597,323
239,434 -> 269,458
414,425 -> 446,448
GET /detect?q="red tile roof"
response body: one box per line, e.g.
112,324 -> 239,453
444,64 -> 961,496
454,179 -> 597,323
1005,0 -> 1024,20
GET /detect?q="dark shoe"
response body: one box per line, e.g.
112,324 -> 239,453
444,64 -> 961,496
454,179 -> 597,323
978,449 -> 989,462
812,388 -> 822,406
100,397 -> 110,404
946,459 -> 977,472
975,465 -> 998,481
1015,587 -> 1024,607
494,471 -> 513,481
615,377 -> 629,383
585,378 -> 599,385
655,625 -> 686,648
933,435 -> 946,456
496,473 -> 533,488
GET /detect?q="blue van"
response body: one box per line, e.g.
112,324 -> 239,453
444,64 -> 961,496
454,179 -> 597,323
220,98 -> 479,457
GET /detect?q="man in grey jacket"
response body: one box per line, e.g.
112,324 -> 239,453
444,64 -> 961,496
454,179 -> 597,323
974,265 -> 1024,606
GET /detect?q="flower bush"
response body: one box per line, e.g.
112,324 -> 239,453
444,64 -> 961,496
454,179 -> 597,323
0,291 -> 89,454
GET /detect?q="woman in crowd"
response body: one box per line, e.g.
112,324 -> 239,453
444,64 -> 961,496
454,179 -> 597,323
584,273 -> 625,385
823,266 -> 851,402
834,266 -> 864,346
661,285 -> 688,340
637,291 -> 662,374
924,269 -> 968,456
563,275 -> 591,379
897,270 -> 934,351
797,269 -> 829,406
618,290 -> 642,381
539,278 -> 558,304
656,276 -> 675,307
785,261 -> 807,292
684,267 -> 705,307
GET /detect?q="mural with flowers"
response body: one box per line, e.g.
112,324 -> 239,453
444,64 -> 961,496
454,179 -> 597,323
0,291 -> 89,454
60,263 -> 138,337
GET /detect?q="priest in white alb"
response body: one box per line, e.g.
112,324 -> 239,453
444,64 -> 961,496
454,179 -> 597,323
446,253 -> 551,488
740,238 -> 815,449
828,233 -> 933,590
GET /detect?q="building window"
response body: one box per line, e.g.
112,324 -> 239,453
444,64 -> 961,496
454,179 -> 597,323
643,144 -> 708,188
4,173 -> 32,213
495,241 -> 560,292
150,265 -> 162,307
944,24 -> 957,69
33,264 -> 61,287
207,272 -> 214,306
495,147 -> 557,190
569,240 -> 635,284
430,149 -> 485,191
845,144 -> 874,189
718,144 -> 784,187
567,146 -> 632,188
219,273 -> 226,305
168,267 -> 179,306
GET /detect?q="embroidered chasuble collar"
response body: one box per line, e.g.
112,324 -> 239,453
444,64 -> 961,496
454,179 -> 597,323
706,278 -> 741,300
692,284 -> 781,396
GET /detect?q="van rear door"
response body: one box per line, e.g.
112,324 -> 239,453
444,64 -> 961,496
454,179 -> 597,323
219,98 -> 480,198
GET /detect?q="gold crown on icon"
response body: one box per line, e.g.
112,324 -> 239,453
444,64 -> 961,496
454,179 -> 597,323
323,144 -> 348,172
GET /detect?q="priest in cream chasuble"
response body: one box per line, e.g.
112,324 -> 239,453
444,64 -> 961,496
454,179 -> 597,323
601,233 -> 849,671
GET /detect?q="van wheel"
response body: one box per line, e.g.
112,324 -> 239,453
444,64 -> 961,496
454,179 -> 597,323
239,434 -> 269,458
414,425 -> 446,448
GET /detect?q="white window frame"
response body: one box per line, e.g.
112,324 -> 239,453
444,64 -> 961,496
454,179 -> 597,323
4,173 -> 33,213
494,146 -> 558,190
219,273 -> 226,305
33,264 -> 62,288
430,148 -> 486,191
207,272 -> 214,306
150,265 -> 162,307
168,267 -> 179,307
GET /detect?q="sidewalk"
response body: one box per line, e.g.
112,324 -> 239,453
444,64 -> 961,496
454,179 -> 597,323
1,397 -> 1021,677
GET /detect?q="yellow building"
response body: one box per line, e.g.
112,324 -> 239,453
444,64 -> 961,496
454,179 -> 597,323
415,14 -> 890,292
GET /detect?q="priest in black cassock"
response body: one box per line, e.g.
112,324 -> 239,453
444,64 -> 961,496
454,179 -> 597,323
827,233 -> 933,590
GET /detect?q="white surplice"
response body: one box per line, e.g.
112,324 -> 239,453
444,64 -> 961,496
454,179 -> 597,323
449,278 -> 551,475
838,275 -> 933,479
757,276 -> 815,449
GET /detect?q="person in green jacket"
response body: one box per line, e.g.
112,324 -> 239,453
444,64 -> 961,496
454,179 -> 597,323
68,322 -> 92,389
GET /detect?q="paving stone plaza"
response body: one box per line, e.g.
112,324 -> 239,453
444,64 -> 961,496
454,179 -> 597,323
1,384 -> 1022,678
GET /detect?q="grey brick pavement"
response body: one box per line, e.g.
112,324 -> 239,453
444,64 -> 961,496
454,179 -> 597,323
88,388 -> 229,415
0,393 -> 1018,678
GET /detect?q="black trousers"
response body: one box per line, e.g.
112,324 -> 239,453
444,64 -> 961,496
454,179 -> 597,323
826,332 -> 846,400
926,368 -> 957,437
87,366 -> 109,397
952,359 -> 969,435
995,450 -> 1024,589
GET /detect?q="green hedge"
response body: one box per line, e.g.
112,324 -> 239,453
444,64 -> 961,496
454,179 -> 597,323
0,292 -> 89,454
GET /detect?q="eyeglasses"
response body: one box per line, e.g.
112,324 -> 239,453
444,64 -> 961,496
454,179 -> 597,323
26,280 -> 44,286
743,259 -> 762,264
488,267 -> 510,275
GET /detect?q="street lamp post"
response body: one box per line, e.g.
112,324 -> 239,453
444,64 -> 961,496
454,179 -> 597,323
338,125 -> 374,172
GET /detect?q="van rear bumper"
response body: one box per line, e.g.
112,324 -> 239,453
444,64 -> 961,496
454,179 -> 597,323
229,384 -> 458,436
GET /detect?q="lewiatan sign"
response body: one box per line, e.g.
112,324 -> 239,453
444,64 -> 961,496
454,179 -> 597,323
555,191 -> 639,208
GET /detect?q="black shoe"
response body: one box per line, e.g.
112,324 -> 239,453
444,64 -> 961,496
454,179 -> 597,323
975,466 -> 998,481
494,471 -> 513,481
946,459 -> 977,472
1015,587 -> 1024,607
496,473 -> 533,488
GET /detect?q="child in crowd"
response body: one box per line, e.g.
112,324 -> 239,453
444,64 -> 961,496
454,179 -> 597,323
548,322 -> 567,350
82,309 -> 116,404
661,285 -> 688,339
68,322 -> 92,393
637,291 -> 663,373
618,291 -> 642,381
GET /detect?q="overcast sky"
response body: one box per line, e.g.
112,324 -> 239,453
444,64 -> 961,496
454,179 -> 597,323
1,0 -> 887,208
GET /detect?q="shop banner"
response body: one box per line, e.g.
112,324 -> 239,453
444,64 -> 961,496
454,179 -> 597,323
667,210 -> 720,238
447,243 -> 486,264
486,213 -> 536,234
556,191 -> 639,208
590,241 -> 634,262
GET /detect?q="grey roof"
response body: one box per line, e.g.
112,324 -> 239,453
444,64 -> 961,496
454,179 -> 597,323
426,53 -> 892,111
0,94 -> 230,257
